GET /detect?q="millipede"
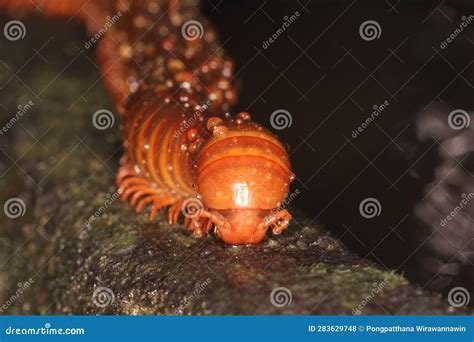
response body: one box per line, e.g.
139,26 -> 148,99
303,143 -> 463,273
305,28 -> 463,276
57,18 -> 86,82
0,0 -> 294,245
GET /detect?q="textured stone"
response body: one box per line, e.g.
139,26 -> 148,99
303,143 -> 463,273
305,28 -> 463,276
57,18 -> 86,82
0,17 -> 468,316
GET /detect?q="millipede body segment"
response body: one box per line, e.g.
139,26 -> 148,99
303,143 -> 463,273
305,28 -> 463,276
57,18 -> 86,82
1,0 -> 294,245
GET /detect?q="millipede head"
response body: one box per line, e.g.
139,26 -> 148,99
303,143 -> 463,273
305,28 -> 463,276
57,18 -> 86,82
194,118 -> 293,245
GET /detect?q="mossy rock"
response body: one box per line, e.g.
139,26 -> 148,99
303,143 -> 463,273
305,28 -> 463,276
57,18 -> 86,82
0,17 -> 469,315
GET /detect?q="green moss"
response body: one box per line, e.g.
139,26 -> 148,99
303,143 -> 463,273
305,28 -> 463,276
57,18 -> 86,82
0,17 -> 466,316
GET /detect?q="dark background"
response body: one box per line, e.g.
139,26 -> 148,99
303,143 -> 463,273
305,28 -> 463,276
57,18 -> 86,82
203,0 -> 474,291
0,0 -> 472,298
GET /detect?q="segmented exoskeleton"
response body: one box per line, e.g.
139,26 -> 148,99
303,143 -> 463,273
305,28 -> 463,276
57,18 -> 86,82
0,0 -> 294,245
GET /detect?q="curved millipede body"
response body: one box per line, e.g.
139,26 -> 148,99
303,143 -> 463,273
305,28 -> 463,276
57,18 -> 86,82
0,0 -> 294,245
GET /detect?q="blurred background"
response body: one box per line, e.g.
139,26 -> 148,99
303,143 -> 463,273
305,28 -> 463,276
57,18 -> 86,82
0,0 -> 473,313
203,0 -> 474,293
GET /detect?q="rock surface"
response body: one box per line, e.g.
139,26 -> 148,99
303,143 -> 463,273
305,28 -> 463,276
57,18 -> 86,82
0,17 -> 469,315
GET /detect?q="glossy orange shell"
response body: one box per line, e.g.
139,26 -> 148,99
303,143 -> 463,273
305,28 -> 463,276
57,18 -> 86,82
0,0 -> 294,245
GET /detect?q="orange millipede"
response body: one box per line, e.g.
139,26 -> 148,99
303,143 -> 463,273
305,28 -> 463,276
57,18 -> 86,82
0,0 -> 294,245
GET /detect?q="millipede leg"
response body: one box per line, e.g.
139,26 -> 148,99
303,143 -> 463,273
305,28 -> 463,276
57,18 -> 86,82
189,210 -> 230,237
116,157 -> 183,221
129,187 -> 164,205
136,195 -> 161,213
150,196 -> 181,221
119,179 -> 151,199
261,209 -> 292,235
168,200 -> 184,225
204,219 -> 214,235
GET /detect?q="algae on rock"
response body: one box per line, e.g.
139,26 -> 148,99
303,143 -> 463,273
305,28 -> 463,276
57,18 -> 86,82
0,18 -> 466,315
